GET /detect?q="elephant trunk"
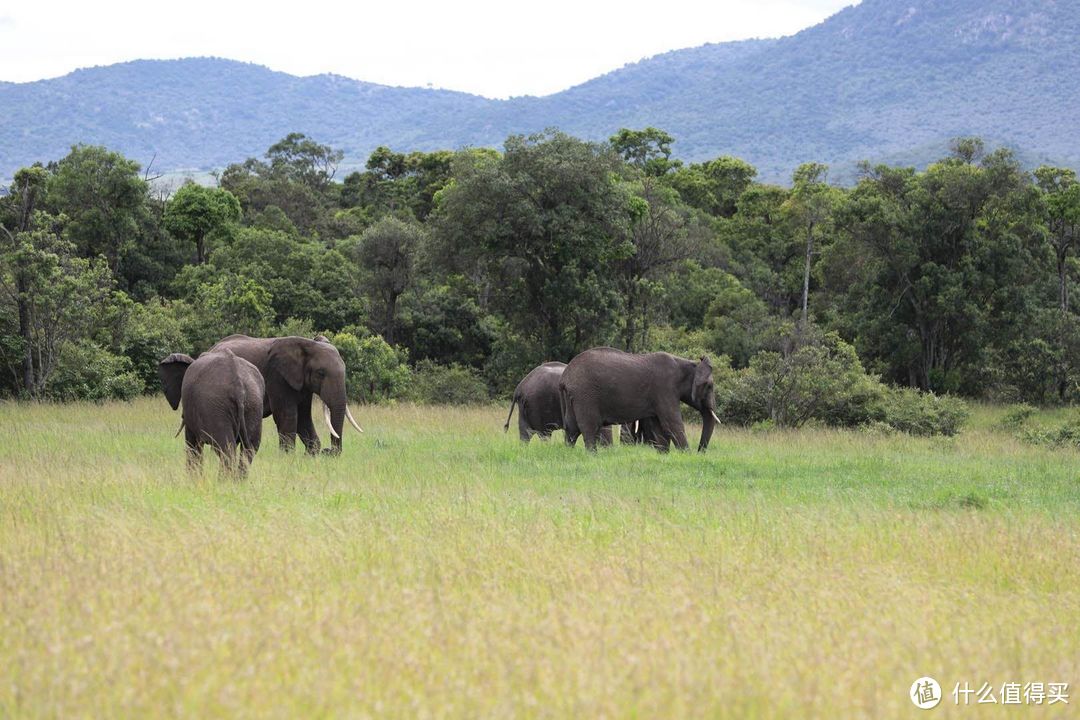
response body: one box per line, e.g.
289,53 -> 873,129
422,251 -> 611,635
697,395 -> 717,453
321,377 -> 347,454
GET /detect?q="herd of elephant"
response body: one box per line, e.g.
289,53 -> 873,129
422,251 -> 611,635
505,347 -> 722,452
157,335 -> 721,476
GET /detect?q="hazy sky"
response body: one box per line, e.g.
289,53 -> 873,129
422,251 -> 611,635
0,0 -> 857,98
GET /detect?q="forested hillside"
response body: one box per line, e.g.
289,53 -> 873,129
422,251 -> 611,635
2,129 -> 1077,431
2,0 -> 1079,182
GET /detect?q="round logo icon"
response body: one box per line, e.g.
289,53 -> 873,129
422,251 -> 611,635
911,677 -> 942,709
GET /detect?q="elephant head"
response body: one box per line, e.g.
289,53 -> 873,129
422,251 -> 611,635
158,353 -> 195,410
690,356 -> 721,452
267,337 -> 362,453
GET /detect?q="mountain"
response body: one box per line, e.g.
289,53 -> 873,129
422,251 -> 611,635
2,0 -> 1079,184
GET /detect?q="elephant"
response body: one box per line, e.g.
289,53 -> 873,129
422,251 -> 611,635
619,416 -> 666,449
209,335 -> 363,455
504,361 -> 613,444
560,347 -> 722,452
158,349 -> 264,476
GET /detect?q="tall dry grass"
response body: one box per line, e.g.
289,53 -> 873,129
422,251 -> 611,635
1,399 -> 1078,717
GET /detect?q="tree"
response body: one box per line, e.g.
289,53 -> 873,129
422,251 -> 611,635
610,127 -> 680,177
830,148 -> 1040,392
342,147 -> 456,221
617,179 -> 695,350
162,182 -> 241,264
219,135 -> 345,235
1034,166 -> 1080,399
0,166 -> 49,393
784,163 -> 838,329
0,225 -> 113,397
353,216 -> 426,343
434,131 -> 632,359
46,145 -> 148,276
265,132 -> 344,192
667,156 -> 758,218
1034,167 -> 1080,315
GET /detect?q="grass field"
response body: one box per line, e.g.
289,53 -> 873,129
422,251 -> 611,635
1,399 -> 1079,717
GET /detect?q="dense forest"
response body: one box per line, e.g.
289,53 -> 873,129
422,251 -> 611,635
1,128 -> 1077,431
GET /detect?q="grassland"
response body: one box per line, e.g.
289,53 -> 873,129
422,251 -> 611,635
1,399 -> 1078,718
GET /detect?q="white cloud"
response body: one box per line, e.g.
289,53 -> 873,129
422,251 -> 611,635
0,1 -> 858,97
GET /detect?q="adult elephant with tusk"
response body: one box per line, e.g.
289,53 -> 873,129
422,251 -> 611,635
209,334 -> 363,455
560,347 -> 722,452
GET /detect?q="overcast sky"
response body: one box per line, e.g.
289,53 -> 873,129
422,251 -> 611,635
0,0 -> 856,98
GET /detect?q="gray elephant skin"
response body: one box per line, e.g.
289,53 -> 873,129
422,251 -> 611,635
210,335 -> 363,455
560,347 -> 722,452
505,362 -> 613,444
158,349 -> 264,475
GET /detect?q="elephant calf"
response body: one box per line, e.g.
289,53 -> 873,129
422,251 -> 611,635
505,362 -> 612,444
158,349 -> 265,476
619,417 -> 666,449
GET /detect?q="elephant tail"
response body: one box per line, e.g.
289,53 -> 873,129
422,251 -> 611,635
503,394 -> 518,433
559,384 -> 572,428
225,349 -> 253,450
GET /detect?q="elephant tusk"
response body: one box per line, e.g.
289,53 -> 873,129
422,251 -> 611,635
711,410 -> 722,425
345,404 -> 364,433
632,420 -> 639,434
323,403 -> 341,439
174,420 -> 184,438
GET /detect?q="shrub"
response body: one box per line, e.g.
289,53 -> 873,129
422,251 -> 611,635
714,328 -> 968,436
998,403 -> 1037,431
878,387 -> 968,437
325,331 -> 410,403
47,341 -> 144,401
1020,421 -> 1080,449
717,331 -> 882,428
408,360 -> 489,405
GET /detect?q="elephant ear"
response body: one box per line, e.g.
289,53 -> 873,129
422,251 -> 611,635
692,356 -> 713,406
158,353 -> 195,411
268,338 -> 306,391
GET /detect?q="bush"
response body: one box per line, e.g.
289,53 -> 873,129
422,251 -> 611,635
878,387 -> 968,437
998,403 -> 1037,431
717,331 -> 881,428
1020,420 -> 1080,449
325,330 -> 410,403
408,360 -> 489,405
47,341 -> 144,401
714,328 -> 968,436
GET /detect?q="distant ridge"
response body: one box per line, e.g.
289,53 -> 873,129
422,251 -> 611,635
2,0 -> 1079,183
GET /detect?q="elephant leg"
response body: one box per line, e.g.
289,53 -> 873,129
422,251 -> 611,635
563,405 -> 580,447
656,405 -> 689,451
272,402 -> 298,452
577,407 -> 604,452
208,428 -> 240,477
598,426 -> 613,447
518,412 -> 534,442
296,393 -> 321,456
185,430 -> 202,474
